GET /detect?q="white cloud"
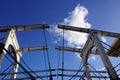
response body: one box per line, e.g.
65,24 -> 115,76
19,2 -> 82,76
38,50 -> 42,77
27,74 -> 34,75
50,4 -> 91,59
51,4 -> 91,48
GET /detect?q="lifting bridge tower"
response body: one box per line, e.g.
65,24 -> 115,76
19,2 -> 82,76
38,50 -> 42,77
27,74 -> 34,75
0,24 -> 49,80
57,24 -> 120,80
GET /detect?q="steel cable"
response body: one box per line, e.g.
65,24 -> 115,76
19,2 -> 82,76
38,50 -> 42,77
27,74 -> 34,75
69,61 -> 85,80
43,28 -> 53,80
3,47 -> 35,80
1,54 -> 29,79
57,49 -> 61,80
62,27 -> 65,80
1,67 -> 13,80
88,63 -> 107,80
43,49 -> 49,80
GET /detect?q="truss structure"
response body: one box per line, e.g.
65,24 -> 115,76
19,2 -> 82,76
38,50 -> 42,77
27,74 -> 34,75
57,24 -> 120,80
0,24 -> 120,80
0,24 -> 49,80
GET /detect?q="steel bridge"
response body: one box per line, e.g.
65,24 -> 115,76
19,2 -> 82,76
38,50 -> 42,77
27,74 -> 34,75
0,24 -> 120,80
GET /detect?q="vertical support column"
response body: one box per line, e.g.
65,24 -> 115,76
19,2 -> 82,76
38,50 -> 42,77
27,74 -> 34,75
81,33 -> 119,79
81,34 -> 94,80
93,33 -> 119,80
85,64 -> 91,80
0,29 -> 22,79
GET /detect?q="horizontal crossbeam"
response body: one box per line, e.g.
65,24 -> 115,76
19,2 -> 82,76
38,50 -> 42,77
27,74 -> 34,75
107,38 -> 120,57
9,46 -> 48,53
2,74 -> 57,80
58,24 -> 120,38
0,69 -> 56,76
57,68 -> 107,73
0,24 -> 49,32
55,46 -> 97,54
19,46 -> 48,52
58,74 -> 109,78
3,74 -> 109,80
0,68 -> 107,76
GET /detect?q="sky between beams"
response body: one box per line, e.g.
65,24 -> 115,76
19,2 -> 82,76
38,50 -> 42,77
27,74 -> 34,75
50,4 -> 107,61
50,4 -> 91,48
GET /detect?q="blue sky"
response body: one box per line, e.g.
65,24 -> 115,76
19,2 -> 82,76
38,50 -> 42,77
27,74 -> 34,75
0,0 -> 120,80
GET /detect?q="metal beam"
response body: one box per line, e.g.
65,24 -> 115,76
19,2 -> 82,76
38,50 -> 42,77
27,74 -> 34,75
58,74 -> 109,78
107,38 -> 120,56
20,46 -> 48,52
0,29 -> 22,79
55,46 -> 97,54
2,74 -> 57,80
0,69 -> 107,76
0,69 -> 56,76
57,69 -> 107,73
3,74 -> 109,80
9,46 -> 48,53
58,24 -> 120,38
0,24 -> 49,32
81,34 -> 94,80
93,33 -> 119,79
